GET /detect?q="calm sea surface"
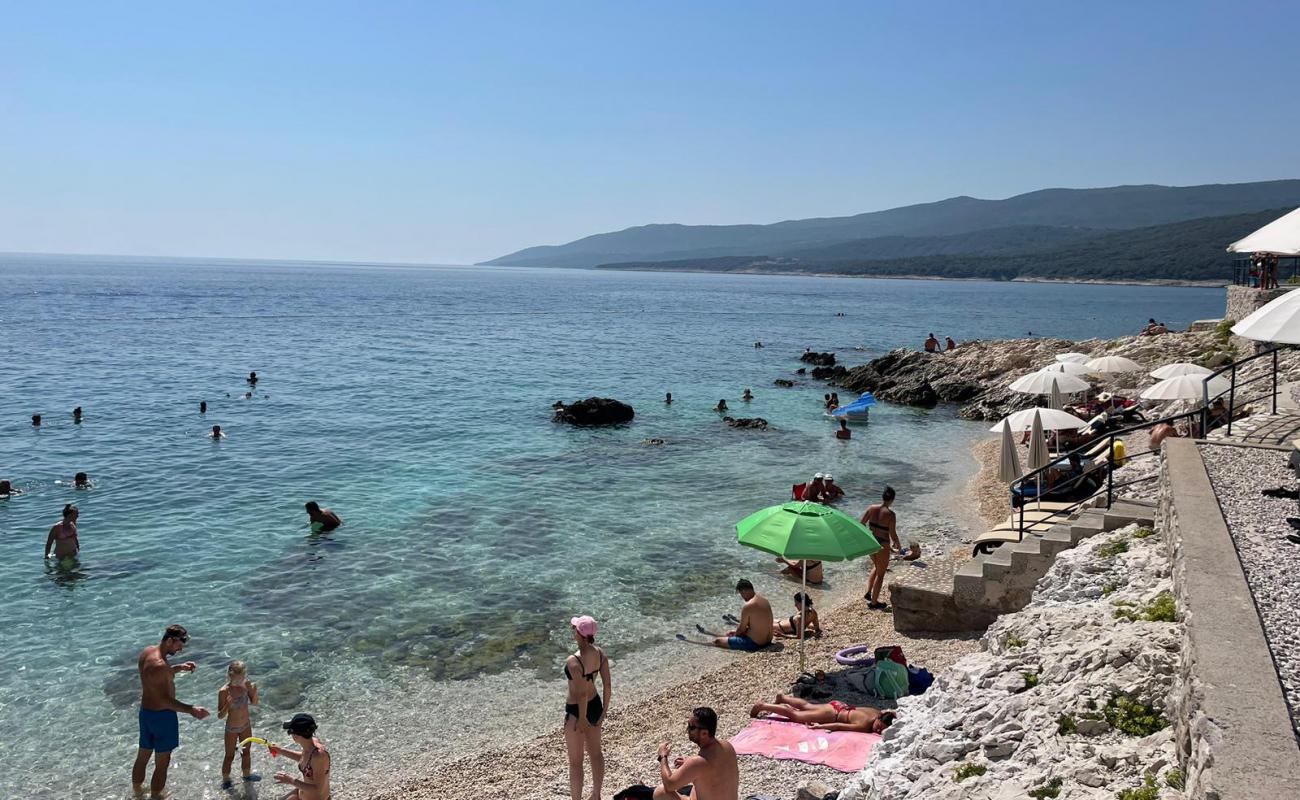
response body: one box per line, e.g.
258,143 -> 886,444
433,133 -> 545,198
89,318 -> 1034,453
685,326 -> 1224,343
0,255 -> 1223,798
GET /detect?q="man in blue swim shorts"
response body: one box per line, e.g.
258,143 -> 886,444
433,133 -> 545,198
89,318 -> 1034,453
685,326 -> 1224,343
712,579 -> 774,652
132,624 -> 210,799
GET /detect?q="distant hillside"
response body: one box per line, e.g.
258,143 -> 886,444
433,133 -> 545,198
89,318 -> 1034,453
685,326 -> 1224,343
593,208 -> 1286,283
482,180 -> 1300,269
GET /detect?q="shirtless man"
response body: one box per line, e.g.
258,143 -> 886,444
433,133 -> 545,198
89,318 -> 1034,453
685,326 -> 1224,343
750,693 -> 895,733
654,707 -> 738,800
305,501 -> 343,532
822,474 -> 845,502
133,624 -> 210,799
924,333 -> 940,353
712,580 -> 772,651
803,474 -> 827,503
44,504 -> 80,560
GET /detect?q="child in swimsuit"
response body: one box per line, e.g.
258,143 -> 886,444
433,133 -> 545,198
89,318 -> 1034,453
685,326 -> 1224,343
217,660 -> 259,787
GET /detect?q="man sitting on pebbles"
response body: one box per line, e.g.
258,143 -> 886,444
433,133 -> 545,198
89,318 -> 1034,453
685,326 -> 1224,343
654,707 -> 738,800
711,580 -> 772,652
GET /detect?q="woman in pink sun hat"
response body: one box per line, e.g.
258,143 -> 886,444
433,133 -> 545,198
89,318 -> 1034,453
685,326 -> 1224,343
563,614 -> 612,800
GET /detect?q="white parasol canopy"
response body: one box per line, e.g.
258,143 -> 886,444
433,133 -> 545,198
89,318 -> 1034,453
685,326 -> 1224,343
1040,361 -> 1092,377
1140,374 -> 1230,402
1084,355 -> 1143,374
998,420 -> 1023,484
1055,352 -> 1091,364
989,407 -> 1089,433
1009,370 -> 1089,395
1232,289 -> 1300,344
1150,362 -> 1212,380
1227,206 -> 1300,256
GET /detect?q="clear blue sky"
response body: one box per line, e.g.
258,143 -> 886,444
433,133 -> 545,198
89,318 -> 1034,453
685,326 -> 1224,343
2,1 -> 1296,264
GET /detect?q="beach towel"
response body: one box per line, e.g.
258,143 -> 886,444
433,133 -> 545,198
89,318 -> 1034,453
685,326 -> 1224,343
731,717 -> 881,772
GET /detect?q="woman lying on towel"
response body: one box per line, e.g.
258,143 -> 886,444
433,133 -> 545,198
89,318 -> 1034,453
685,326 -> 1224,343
749,694 -> 896,733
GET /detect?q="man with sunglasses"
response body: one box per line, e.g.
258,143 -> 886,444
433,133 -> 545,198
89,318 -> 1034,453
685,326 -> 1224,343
653,707 -> 738,799
132,624 -> 210,799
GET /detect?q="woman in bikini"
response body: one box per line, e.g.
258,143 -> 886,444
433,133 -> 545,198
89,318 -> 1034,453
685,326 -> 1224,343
774,592 -> 821,638
860,486 -> 901,610
217,660 -> 259,788
44,504 -> 80,561
563,615 -> 612,800
270,712 -> 330,799
750,693 -> 896,733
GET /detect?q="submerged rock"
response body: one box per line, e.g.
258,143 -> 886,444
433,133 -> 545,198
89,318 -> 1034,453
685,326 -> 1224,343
800,351 -> 837,367
723,416 -> 769,430
774,379 -> 796,387
553,397 -> 635,426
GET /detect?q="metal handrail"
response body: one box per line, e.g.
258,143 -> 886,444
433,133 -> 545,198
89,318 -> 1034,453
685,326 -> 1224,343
1201,347 -> 1279,436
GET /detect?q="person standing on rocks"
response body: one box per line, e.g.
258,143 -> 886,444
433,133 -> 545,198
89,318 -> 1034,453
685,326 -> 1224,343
861,486 -> 901,610
653,707 -> 738,800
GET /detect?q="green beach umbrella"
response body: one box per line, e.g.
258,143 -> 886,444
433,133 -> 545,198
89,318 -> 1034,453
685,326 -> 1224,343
735,501 -> 881,672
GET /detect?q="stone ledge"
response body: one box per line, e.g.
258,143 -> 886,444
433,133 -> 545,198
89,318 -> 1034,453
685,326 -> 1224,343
1160,439 -> 1300,799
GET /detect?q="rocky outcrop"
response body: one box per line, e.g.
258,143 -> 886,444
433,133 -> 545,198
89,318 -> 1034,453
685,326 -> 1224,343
801,351 -> 837,367
811,365 -> 848,381
723,416 -> 769,430
841,525 -> 1187,800
774,379 -> 796,388
821,329 -> 1239,421
552,397 -> 634,426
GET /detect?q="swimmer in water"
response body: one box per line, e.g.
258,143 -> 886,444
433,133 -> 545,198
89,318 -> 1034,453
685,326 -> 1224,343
0,479 -> 21,496
305,501 -> 342,532
742,388 -> 754,401
45,504 -> 80,560
74,472 -> 91,489
243,392 -> 253,400
247,371 -> 258,386
715,399 -> 729,412
200,401 -> 207,413
73,406 -> 83,423
665,392 -> 672,405
210,425 -> 225,439
32,414 -> 42,427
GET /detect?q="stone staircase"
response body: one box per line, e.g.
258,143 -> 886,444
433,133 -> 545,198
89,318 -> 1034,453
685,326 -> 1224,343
892,498 -> 1156,632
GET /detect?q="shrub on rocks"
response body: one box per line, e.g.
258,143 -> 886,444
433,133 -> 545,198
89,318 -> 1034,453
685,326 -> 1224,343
1027,777 -> 1063,799
1103,694 -> 1166,737
952,763 -> 986,783
1115,773 -> 1159,800
1097,538 -> 1129,558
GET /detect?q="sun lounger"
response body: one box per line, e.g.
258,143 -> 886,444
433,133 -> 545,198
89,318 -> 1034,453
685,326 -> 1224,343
1002,510 -> 1070,526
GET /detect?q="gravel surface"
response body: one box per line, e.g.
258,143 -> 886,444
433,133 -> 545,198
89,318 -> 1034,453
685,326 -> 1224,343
367,578 -> 980,800
1199,442 -> 1300,735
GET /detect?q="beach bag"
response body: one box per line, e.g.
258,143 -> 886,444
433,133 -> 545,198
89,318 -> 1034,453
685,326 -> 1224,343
863,658 -> 909,699
874,645 -> 907,667
907,665 -> 934,695
614,785 -> 655,800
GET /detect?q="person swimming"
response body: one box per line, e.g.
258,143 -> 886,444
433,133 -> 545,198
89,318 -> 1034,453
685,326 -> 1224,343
247,371 -> 258,386
210,425 -> 225,439
742,388 -> 754,401
74,472 -> 91,489
200,400 -> 207,413
32,414 -> 41,427
665,392 -> 672,405
0,479 -> 21,497
715,399 -> 729,412
73,406 -> 83,423
305,502 -> 342,532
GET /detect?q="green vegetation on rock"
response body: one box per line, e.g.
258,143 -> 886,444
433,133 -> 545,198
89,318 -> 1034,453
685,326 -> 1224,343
1132,527 -> 1156,539
1020,671 -> 1040,692
953,763 -> 987,783
1165,768 -> 1185,790
1116,773 -> 1159,800
1056,714 -> 1078,735
1097,539 -> 1129,558
1114,591 -> 1177,623
1005,635 -> 1026,649
1104,695 -> 1167,737
1029,777 -> 1064,799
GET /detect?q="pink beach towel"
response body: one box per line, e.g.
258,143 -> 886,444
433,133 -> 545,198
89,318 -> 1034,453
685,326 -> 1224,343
730,717 -> 881,772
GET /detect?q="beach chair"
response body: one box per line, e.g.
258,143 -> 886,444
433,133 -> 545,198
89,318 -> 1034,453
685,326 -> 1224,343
792,483 -> 807,501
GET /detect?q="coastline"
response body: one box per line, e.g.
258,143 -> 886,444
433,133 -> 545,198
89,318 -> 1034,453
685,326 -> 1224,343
587,265 -> 1224,289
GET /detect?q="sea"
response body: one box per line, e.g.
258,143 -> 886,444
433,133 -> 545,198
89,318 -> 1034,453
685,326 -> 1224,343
0,254 -> 1224,798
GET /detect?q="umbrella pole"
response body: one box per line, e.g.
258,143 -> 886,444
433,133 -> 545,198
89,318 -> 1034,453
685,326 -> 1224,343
799,571 -> 807,675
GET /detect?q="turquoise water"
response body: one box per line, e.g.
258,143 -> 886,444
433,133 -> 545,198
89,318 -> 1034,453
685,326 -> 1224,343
0,255 -> 1223,798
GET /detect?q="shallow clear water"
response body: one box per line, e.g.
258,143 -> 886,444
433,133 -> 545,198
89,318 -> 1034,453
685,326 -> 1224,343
0,255 -> 1222,798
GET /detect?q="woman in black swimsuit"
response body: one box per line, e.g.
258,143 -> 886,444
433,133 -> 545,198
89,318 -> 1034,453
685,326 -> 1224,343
860,486 -> 901,610
563,615 -> 612,800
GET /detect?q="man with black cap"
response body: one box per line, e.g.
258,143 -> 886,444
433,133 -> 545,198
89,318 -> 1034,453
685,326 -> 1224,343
133,624 -> 209,799
268,712 -> 331,799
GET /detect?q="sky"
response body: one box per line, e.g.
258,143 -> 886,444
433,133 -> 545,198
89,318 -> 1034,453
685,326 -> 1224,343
2,1 -> 1297,265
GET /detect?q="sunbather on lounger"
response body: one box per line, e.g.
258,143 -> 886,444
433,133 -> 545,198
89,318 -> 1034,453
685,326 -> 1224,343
749,694 -> 895,733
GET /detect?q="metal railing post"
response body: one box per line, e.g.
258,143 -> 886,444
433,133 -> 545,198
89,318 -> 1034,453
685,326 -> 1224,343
1226,363 -> 1238,437
1106,433 -> 1115,509
1272,348 -> 1279,415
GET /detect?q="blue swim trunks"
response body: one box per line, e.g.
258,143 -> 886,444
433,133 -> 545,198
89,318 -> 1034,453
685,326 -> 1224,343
726,635 -> 763,652
139,708 -> 179,753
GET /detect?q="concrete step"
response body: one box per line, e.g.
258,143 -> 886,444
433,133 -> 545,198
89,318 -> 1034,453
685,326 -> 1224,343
1104,501 -> 1155,529
1069,513 -> 1107,543
952,558 -> 987,603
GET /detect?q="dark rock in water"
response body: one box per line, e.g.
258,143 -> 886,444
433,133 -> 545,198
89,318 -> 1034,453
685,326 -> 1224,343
553,397 -> 635,426
811,365 -> 848,381
723,416 -> 769,430
796,367 -> 807,374
641,438 -> 666,445
774,379 -> 796,388
800,351 -> 837,367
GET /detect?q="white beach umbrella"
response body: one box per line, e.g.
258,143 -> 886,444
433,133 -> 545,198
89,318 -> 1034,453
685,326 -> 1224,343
1049,377 -> 1065,411
1227,206 -> 1300,256
1027,410 -> 1052,511
988,407 -> 1089,433
1055,352 -> 1091,364
1150,362 -> 1213,380
1040,361 -> 1092,377
1140,374 -> 1230,402
1008,370 -> 1089,395
997,420 -> 1023,484
1232,289 -> 1300,344
1084,355 -> 1143,374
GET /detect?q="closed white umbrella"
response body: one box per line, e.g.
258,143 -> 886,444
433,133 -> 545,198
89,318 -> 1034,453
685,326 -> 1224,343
1232,289 -> 1300,344
988,407 -> 1089,433
1040,361 -> 1092,377
1084,355 -> 1143,374
997,420 -> 1023,484
1049,377 -> 1065,411
1027,410 -> 1052,511
1150,362 -> 1213,380
1140,374 -> 1230,402
1055,352 -> 1091,364
1008,370 -> 1089,395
